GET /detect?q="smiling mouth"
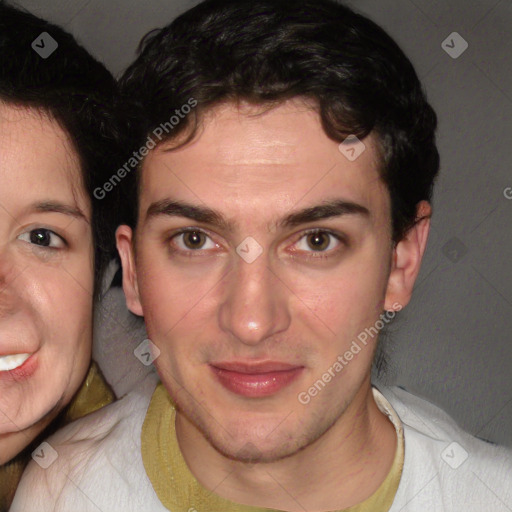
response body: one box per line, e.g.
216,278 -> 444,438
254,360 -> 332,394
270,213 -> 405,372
0,353 -> 32,372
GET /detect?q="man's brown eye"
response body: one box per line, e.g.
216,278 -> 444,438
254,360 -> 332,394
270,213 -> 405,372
306,232 -> 331,251
183,230 -> 207,249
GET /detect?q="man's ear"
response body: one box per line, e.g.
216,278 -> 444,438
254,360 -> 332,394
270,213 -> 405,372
384,200 -> 432,310
116,225 -> 144,317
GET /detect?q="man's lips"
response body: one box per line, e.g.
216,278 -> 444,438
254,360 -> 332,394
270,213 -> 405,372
210,361 -> 304,397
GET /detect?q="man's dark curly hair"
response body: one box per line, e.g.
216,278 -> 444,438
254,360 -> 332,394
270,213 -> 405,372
0,1 -> 128,297
120,0 -> 439,243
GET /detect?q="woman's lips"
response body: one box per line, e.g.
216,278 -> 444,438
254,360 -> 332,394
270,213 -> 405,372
0,353 -> 31,371
210,361 -> 304,398
0,352 -> 38,381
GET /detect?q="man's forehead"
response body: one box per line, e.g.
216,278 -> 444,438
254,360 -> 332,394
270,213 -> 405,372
152,99 -> 373,166
139,100 -> 386,227
198,101 -> 320,161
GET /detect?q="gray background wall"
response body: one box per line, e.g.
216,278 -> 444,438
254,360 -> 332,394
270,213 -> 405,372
13,0 -> 512,446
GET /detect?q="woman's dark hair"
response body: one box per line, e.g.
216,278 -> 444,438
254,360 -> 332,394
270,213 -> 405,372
0,1 -> 127,297
120,0 -> 440,242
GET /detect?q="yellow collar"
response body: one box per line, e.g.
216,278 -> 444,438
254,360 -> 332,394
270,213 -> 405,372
142,383 -> 404,512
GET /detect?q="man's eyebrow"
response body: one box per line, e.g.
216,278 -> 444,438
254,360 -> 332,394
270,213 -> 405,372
147,199 -> 232,230
278,199 -> 370,229
31,201 -> 87,221
146,198 -> 369,231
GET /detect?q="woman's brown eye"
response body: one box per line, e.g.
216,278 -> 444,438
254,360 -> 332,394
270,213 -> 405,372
31,229 -> 52,246
183,231 -> 207,249
18,228 -> 65,249
306,232 -> 330,251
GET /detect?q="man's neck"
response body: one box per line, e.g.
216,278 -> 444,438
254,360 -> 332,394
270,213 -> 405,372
175,380 -> 398,511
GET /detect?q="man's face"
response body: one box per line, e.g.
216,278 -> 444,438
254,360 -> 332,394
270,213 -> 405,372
120,99 -> 410,463
0,104 -> 93,463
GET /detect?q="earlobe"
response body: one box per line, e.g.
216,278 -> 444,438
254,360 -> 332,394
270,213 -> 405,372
115,225 -> 144,317
384,201 -> 432,311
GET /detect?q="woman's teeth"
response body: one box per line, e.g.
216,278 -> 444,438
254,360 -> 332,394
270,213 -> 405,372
0,353 -> 31,371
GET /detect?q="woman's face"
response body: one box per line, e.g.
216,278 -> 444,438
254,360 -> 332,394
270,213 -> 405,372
0,103 -> 93,464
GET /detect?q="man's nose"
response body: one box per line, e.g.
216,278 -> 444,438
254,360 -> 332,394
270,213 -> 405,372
218,252 -> 291,347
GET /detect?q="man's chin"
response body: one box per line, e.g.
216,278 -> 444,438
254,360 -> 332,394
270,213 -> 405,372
199,418 -> 312,465
211,437 -> 298,465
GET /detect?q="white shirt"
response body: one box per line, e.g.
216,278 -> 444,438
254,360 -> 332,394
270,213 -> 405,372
11,372 -> 512,511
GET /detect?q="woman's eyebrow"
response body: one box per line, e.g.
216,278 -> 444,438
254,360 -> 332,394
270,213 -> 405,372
29,201 -> 88,221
